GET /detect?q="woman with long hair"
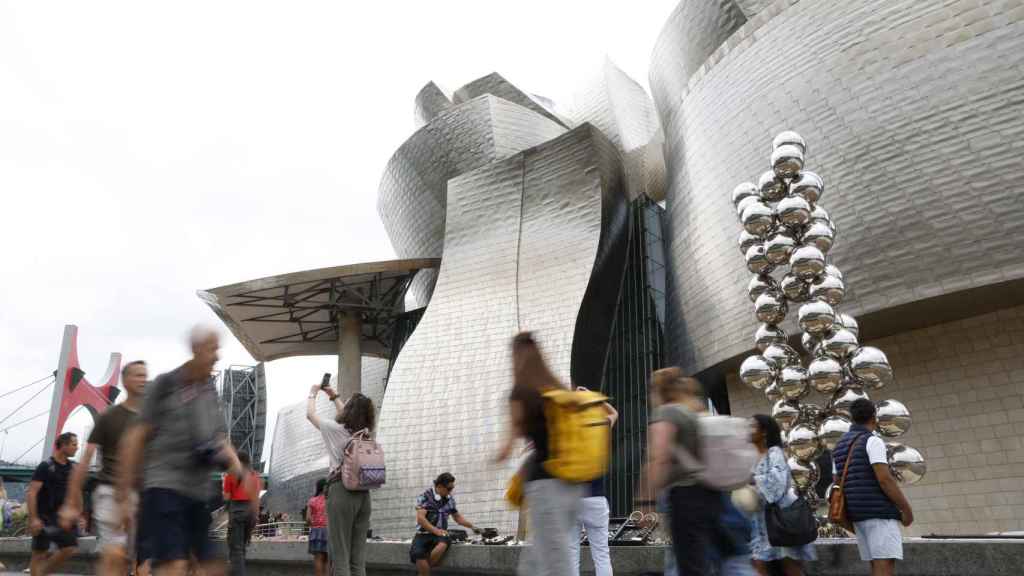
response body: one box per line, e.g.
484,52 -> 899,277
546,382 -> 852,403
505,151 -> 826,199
750,414 -> 816,576
307,382 -> 376,576
494,332 -> 582,576
306,478 -> 329,576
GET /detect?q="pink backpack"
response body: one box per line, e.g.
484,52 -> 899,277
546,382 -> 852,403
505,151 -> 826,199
341,429 -> 386,491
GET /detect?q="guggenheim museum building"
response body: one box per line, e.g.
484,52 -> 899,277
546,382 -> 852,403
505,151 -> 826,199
201,0 -> 1024,538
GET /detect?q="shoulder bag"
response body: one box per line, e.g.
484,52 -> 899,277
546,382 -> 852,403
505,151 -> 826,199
765,452 -> 818,547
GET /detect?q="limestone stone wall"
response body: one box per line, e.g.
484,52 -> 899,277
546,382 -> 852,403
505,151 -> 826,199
726,305 -> 1024,535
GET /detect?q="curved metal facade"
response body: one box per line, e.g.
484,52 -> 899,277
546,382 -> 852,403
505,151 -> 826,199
372,125 -> 628,538
652,0 -> 1024,375
264,358 -> 389,516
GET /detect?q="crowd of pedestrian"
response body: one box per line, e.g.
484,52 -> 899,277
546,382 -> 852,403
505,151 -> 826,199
20,326 -> 915,576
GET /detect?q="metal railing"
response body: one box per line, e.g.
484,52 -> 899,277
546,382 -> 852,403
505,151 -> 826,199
211,521 -> 310,541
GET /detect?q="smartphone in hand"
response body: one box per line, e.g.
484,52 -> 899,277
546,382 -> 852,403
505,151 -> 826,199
320,373 -> 332,389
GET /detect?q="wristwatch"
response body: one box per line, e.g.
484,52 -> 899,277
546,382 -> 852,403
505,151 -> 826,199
328,394 -> 339,401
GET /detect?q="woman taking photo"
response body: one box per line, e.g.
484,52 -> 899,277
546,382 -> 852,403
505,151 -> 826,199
494,332 -> 583,576
750,414 -> 816,576
307,383 -> 375,576
306,478 -> 329,576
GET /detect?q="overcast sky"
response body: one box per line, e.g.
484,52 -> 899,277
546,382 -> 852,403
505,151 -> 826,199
0,0 -> 677,466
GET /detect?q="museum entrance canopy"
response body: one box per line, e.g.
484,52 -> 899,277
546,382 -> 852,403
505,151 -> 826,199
198,258 -> 439,363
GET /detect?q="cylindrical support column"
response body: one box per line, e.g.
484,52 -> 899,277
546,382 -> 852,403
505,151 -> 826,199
338,314 -> 362,399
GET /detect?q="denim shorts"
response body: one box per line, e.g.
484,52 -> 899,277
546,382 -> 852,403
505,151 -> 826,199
853,518 -> 903,561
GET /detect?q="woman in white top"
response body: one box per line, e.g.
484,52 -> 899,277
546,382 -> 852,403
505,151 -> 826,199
306,383 -> 376,576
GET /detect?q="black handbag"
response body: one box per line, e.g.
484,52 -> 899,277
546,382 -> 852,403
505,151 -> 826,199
765,469 -> 818,547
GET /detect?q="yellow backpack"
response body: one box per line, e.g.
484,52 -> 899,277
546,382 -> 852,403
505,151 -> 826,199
541,389 -> 611,482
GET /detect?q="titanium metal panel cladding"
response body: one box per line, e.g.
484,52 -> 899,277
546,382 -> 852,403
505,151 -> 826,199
377,93 -> 566,308
264,358 -> 389,516
372,125 -> 627,538
652,0 -> 1024,375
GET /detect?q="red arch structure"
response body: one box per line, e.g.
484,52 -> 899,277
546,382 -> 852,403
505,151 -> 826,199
42,325 -> 121,459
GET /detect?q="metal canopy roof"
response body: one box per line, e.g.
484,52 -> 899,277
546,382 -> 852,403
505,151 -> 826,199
198,258 -> 439,362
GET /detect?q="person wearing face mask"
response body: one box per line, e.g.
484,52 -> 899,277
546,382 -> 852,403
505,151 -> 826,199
409,473 -> 481,575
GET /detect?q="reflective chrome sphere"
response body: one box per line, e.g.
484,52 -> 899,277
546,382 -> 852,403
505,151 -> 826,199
798,301 -> 836,336
790,245 -> 826,280
799,403 -> 823,426
758,170 -> 787,202
763,343 -> 800,369
740,355 -> 776,390
748,275 -> 778,303
818,415 -> 852,451
790,171 -> 824,204
754,324 -> 788,352
801,331 -> 821,356
765,231 -> 798,265
787,424 -> 821,461
888,443 -> 926,485
850,347 -> 894,390
765,382 -> 782,403
772,144 -> 805,179
830,387 -> 870,418
822,328 -> 859,360
777,195 -> 812,228
802,221 -> 835,254
742,201 -> 776,236
877,399 -> 912,438
780,273 -> 810,303
808,356 -> 844,394
755,292 -> 788,325
736,194 -> 762,218
732,182 -> 760,208
810,205 -> 831,226
739,230 -> 762,255
778,366 -> 809,401
773,131 -> 806,153
824,264 -> 844,281
745,244 -> 775,275
788,457 -> 820,490
772,400 -> 801,431
810,275 -> 846,307
837,313 -> 859,338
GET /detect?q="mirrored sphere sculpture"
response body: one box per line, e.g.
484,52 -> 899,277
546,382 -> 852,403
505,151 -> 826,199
810,275 -> 846,306
746,244 -> 775,275
798,301 -> 836,335
736,195 -> 762,218
772,144 -> 805,179
830,387 -> 870,418
780,273 -> 810,303
821,328 -> 859,360
788,457 -> 820,490
763,343 -> 800,369
849,346 -> 894,390
777,195 -> 812,228
888,443 -> 926,485
808,356 -> 844,394
773,131 -> 806,153
799,403 -> 823,425
790,171 -> 824,204
772,400 -> 801,431
742,201 -> 776,236
802,221 -> 835,254
765,382 -> 782,403
748,275 -> 778,302
732,182 -> 760,208
801,331 -> 821,356
740,355 -> 776,390
778,366 -> 810,401
755,292 -> 788,325
765,231 -> 798,265
824,264 -> 843,281
754,324 -> 788,352
838,313 -> 859,338
739,230 -> 762,255
876,399 -> 912,438
790,245 -> 826,280
787,424 -> 821,461
758,170 -> 787,202
818,415 -> 852,451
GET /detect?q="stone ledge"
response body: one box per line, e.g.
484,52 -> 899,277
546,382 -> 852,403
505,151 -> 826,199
2,537 -> 1022,575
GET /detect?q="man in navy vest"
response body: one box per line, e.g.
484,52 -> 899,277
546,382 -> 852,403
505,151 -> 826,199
832,399 -> 914,576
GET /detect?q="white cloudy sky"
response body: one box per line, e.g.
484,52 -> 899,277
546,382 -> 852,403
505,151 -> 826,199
0,0 -> 677,466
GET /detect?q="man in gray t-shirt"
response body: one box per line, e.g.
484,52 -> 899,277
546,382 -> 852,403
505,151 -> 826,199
118,327 -> 248,576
